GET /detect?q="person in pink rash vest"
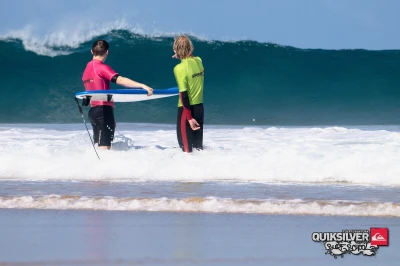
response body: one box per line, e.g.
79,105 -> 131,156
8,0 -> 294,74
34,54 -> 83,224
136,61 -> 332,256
82,40 -> 153,150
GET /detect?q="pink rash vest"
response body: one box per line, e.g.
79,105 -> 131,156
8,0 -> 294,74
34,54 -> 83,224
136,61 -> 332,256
82,59 -> 118,107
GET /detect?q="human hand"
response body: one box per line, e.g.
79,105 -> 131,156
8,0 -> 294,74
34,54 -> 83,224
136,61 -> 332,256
188,119 -> 200,131
142,85 -> 154,96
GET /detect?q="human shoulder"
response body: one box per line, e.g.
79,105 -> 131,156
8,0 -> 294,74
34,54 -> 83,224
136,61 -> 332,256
94,61 -> 117,79
174,61 -> 185,73
193,56 -> 202,62
193,56 -> 203,69
84,60 -> 95,69
98,61 -> 112,68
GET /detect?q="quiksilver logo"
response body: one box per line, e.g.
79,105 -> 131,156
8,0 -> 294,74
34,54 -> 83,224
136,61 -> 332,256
312,228 -> 389,258
83,78 -> 94,84
371,233 -> 386,242
192,71 -> 204,78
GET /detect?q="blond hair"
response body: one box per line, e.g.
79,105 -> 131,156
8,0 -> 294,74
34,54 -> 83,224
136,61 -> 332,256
173,35 -> 194,59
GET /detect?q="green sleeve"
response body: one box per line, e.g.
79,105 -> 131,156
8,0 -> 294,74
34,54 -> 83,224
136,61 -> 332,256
174,65 -> 188,92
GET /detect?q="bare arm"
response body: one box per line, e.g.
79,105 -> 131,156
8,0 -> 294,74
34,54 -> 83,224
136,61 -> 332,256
116,76 -> 154,96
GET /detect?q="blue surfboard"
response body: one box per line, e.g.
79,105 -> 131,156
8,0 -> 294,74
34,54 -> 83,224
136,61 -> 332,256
75,87 -> 179,102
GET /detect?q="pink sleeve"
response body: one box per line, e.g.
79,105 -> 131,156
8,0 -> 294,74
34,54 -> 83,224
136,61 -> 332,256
98,64 -> 118,81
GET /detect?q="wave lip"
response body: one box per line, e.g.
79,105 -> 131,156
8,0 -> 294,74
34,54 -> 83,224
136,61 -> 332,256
0,195 -> 398,217
0,20 -> 211,57
0,19 -> 148,57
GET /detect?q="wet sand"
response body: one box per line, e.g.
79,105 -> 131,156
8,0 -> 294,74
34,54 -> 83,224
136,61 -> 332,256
0,209 -> 398,266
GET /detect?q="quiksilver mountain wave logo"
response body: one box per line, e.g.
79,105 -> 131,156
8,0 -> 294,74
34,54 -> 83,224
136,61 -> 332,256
312,228 -> 389,258
370,228 -> 389,246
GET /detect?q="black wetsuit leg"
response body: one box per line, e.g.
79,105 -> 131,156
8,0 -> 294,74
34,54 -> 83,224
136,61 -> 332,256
88,106 -> 115,147
191,103 -> 204,150
177,103 -> 204,152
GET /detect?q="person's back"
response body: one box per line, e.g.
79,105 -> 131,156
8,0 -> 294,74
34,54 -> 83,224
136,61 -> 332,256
174,56 -> 204,108
82,59 -> 118,107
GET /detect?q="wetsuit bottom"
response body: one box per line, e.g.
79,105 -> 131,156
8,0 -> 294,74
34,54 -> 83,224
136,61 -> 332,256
88,105 -> 115,147
177,103 -> 204,153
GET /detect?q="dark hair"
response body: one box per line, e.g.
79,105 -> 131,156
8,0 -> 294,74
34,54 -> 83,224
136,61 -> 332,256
92,40 -> 109,56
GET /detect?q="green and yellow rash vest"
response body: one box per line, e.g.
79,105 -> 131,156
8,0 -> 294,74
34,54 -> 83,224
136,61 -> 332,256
173,56 -> 204,120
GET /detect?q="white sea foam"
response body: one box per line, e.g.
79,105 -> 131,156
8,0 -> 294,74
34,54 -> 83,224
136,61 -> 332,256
0,195 -> 398,217
0,124 -> 399,186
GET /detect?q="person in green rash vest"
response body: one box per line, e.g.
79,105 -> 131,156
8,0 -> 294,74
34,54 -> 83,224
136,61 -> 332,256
172,35 -> 205,153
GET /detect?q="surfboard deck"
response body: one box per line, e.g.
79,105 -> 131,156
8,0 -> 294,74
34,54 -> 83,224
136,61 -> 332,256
75,87 -> 179,102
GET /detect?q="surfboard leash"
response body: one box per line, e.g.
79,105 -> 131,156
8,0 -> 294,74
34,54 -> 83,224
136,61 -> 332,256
74,97 -> 101,160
